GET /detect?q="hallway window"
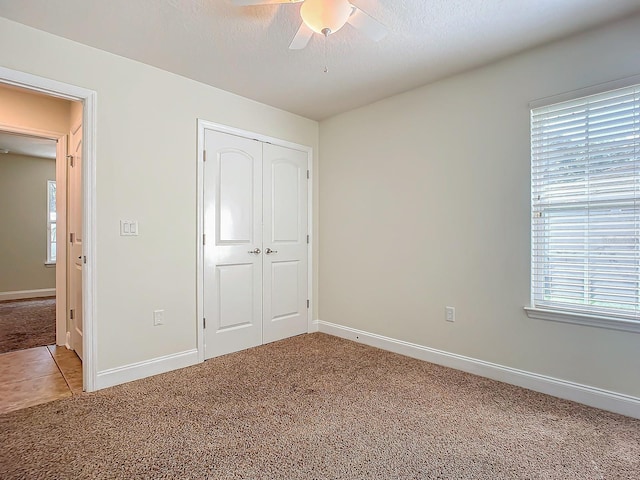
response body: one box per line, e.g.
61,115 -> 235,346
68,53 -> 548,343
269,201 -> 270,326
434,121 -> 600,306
47,180 -> 56,263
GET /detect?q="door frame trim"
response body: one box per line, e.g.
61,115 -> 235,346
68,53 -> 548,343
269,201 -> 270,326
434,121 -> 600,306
0,66 -> 98,392
195,119 -> 314,363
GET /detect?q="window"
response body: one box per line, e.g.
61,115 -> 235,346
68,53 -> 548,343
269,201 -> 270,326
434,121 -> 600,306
527,83 -> 640,332
47,180 -> 56,264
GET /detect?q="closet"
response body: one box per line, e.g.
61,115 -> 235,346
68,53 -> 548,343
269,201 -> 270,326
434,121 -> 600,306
202,128 -> 309,359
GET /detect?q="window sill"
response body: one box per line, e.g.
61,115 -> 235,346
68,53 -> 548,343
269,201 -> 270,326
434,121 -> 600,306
524,307 -> 640,334
44,262 -> 56,267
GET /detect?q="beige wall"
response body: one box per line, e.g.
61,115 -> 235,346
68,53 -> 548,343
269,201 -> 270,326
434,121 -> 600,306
0,153 -> 56,292
319,14 -> 640,398
0,84 -> 71,134
0,17 -> 319,372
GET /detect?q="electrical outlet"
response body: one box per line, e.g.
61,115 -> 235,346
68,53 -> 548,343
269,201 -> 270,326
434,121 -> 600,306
153,309 -> 164,326
445,306 -> 455,322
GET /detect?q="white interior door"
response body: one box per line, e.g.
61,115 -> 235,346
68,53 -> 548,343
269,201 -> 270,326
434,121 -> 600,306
68,121 -> 83,360
262,143 -> 308,343
203,130 -> 263,359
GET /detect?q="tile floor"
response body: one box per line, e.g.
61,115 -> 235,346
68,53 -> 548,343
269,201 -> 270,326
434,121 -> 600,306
0,345 -> 82,414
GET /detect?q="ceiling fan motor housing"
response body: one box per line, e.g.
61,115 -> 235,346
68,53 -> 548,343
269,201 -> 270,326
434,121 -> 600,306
300,0 -> 353,35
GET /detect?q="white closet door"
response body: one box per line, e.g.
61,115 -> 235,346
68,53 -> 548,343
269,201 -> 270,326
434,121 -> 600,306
262,143 -> 308,344
203,130 -> 263,359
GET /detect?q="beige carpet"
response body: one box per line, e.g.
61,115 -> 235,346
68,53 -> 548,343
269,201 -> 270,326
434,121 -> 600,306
0,333 -> 638,479
0,297 -> 56,354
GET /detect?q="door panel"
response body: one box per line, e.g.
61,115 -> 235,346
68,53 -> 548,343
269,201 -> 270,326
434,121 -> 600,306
272,161 -> 301,242
218,153 -> 255,243
204,130 -> 262,359
271,260 -> 300,320
68,121 -> 83,360
217,264 -> 255,330
262,144 -> 308,344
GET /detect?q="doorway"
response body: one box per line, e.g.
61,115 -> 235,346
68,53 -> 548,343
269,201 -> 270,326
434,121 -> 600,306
0,126 -> 83,413
0,66 -> 97,393
0,131 -> 58,354
197,121 -> 313,360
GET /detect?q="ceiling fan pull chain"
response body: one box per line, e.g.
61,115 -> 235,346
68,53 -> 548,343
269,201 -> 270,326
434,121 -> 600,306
323,28 -> 329,73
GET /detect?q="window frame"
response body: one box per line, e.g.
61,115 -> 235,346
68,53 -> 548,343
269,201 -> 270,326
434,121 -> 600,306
525,77 -> 640,334
46,179 -> 56,265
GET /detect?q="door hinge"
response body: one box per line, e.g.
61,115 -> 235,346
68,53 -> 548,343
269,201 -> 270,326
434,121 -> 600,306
203,150 -> 207,162
70,309 -> 74,320
83,256 -> 87,264
203,234 -> 206,245
67,154 -> 74,167
307,169 -> 310,179
307,234 -> 310,244
70,232 -> 75,243
307,299 -> 310,309
203,317 -> 206,329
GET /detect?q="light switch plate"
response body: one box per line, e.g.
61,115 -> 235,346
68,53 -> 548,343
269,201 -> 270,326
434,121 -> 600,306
120,220 -> 139,236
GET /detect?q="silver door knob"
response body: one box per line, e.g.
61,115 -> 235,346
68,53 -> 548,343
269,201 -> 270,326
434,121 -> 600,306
248,248 -> 261,254
265,248 -> 278,254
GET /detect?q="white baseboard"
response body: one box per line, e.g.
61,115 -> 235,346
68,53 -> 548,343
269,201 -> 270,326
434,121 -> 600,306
0,288 -> 56,301
317,320 -> 640,420
309,320 -> 320,333
96,349 -> 199,390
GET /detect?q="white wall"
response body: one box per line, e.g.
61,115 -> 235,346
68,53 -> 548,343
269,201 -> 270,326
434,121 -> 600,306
0,153 -> 56,293
0,17 -> 318,373
319,15 -> 640,398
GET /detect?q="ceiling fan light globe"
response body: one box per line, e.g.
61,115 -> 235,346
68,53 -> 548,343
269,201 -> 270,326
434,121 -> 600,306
300,0 -> 352,35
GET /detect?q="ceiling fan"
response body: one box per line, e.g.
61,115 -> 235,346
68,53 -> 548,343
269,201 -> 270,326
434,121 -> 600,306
230,0 -> 388,50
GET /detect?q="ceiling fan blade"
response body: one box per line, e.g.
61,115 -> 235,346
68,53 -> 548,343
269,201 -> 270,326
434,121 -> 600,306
289,22 -> 314,50
229,0 -> 303,6
347,6 -> 388,42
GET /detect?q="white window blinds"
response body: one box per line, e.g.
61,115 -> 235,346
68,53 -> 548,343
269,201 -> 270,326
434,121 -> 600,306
531,84 -> 640,323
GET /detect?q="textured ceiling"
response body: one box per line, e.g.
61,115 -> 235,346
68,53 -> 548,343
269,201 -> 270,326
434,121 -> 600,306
1,0 -> 639,120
